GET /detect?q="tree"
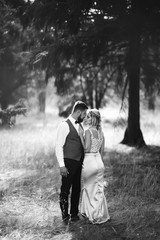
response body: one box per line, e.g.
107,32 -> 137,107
68,0 -> 160,146
141,35 -> 160,111
27,0 -> 160,146
28,2 -> 124,111
120,1 -> 160,146
120,1 -> 145,146
0,99 -> 27,127
0,0 -> 30,111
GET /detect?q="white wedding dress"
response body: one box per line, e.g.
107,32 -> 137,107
80,129 -> 110,224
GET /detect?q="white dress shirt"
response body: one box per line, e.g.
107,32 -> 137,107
55,115 -> 79,167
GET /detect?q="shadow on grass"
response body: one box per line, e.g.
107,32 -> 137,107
105,144 -> 160,197
0,159 -> 128,240
0,165 -> 61,239
1,144 -> 160,239
102,144 -> 160,240
67,219 -> 128,240
0,167 -> 60,200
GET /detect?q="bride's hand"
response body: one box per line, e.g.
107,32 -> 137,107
78,126 -> 84,136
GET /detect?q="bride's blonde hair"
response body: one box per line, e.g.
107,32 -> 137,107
88,109 -> 102,130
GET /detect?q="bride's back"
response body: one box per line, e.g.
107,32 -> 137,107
89,128 -> 103,153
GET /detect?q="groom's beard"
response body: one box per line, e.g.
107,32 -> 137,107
76,115 -> 83,123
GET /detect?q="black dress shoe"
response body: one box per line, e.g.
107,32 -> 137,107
70,215 -> 80,223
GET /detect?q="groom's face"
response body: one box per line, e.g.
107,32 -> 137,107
77,110 -> 87,123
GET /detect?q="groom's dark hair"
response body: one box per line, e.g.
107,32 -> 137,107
72,101 -> 88,113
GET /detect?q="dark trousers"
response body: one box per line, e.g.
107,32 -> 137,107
60,158 -> 82,219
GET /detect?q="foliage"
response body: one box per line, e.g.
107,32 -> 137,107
0,0 -> 32,109
141,37 -> 160,110
28,1 -> 160,105
0,99 -> 27,127
28,2 -> 126,109
6,0 -> 160,145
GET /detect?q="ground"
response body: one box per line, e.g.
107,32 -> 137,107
0,104 -> 160,240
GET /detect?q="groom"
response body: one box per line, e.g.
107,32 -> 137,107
55,100 -> 88,224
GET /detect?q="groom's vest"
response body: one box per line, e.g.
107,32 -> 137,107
63,119 -> 84,161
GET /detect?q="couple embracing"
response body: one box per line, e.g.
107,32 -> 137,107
55,101 -> 110,225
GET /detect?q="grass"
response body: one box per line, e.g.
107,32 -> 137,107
106,147 -> 160,239
0,105 -> 160,240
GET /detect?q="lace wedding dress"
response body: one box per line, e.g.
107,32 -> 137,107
80,129 -> 110,224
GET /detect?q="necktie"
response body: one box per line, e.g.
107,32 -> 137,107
79,123 -> 84,130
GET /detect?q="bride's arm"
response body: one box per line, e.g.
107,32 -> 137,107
79,129 -> 91,152
100,133 -> 105,158
84,129 -> 91,152
79,127 -> 85,148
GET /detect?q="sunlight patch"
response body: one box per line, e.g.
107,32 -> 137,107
115,144 -> 134,154
52,233 -> 73,240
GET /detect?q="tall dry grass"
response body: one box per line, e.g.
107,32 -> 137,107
0,113 -> 64,240
0,105 -> 160,240
102,104 -> 160,239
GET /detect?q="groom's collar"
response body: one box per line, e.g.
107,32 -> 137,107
68,115 -> 77,125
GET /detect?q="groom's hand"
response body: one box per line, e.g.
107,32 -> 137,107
60,166 -> 69,177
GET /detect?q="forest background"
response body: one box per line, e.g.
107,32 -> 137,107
1,0 -> 160,239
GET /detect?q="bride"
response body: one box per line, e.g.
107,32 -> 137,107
79,109 -> 110,224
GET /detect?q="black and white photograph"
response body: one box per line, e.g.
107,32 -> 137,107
0,1 -> 160,239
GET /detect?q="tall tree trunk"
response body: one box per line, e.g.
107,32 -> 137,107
121,1 -> 145,147
1,98 -> 8,110
148,87 -> 155,111
38,89 -> 46,113
37,70 -> 47,114
148,95 -> 155,111
1,94 -> 9,125
86,76 -> 93,108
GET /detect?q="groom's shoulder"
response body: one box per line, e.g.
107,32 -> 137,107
59,118 -> 71,126
58,118 -> 68,126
